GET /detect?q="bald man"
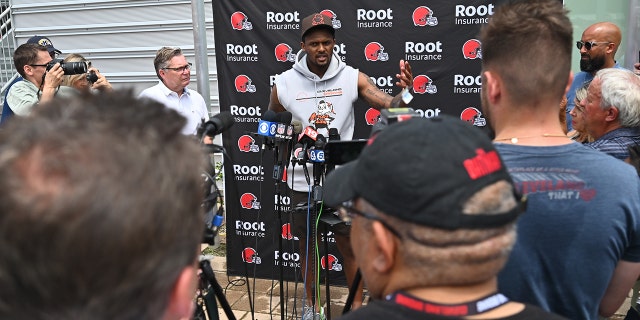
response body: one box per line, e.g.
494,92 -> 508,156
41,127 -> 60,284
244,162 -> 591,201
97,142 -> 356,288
565,22 -> 623,131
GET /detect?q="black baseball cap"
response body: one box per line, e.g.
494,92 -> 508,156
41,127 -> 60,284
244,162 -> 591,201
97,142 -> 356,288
300,13 -> 335,41
26,35 -> 61,55
323,116 -> 523,230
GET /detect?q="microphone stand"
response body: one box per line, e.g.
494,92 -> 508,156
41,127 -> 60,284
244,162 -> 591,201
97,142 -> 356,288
310,155 -> 325,314
271,138 -> 287,320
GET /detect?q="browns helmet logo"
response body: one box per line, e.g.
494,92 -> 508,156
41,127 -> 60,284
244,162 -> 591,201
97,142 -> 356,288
320,9 -> 342,29
413,75 -> 437,94
365,108 -> 381,126
364,42 -> 389,62
462,39 -> 482,60
321,254 -> 343,271
460,107 -> 487,127
231,11 -> 253,30
240,193 -> 261,209
234,75 -> 256,93
412,6 -> 438,27
281,223 -> 294,240
238,135 -> 260,153
274,43 -> 296,63
241,247 -> 262,264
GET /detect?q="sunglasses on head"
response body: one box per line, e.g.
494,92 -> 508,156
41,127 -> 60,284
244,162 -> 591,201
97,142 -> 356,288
576,41 -> 610,51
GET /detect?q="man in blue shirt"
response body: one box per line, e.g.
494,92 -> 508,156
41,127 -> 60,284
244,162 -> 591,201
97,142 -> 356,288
565,22 -> 622,131
580,68 -> 640,160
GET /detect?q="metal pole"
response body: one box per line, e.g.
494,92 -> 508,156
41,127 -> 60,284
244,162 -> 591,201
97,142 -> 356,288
624,0 -> 639,69
191,0 -> 211,112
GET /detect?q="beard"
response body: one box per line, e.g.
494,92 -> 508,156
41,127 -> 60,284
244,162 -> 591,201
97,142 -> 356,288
580,53 -> 606,72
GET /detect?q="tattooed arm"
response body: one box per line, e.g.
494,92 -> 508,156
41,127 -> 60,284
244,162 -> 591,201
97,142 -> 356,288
357,59 -> 413,110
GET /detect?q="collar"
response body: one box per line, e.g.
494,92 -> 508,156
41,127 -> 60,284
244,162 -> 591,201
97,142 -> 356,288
598,126 -> 640,140
385,291 -> 509,316
157,80 -> 189,97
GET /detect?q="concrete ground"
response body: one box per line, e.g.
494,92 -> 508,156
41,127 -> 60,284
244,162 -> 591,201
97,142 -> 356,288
207,255 -> 358,320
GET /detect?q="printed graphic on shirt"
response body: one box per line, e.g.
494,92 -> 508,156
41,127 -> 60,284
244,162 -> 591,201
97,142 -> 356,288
508,167 -> 596,201
309,99 -> 336,129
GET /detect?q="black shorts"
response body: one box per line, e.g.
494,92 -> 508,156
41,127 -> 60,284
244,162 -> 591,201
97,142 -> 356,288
289,190 -> 350,239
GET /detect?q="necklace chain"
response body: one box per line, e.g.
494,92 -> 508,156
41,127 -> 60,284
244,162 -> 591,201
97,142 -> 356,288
494,133 -> 567,144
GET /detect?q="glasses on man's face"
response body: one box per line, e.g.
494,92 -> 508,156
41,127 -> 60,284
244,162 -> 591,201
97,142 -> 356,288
576,41 -> 610,51
337,201 -> 402,238
29,60 -> 53,68
163,62 -> 192,73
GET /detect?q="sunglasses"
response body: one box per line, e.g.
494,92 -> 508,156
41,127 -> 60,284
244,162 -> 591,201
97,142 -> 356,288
337,201 -> 402,238
576,41 -> 610,51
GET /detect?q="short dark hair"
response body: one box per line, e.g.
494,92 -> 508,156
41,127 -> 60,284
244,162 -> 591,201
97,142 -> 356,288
0,90 -> 205,319
13,43 -> 48,77
480,0 -> 572,102
154,46 -> 184,80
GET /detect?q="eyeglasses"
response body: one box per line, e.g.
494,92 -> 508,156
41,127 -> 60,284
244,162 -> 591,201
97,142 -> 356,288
337,201 -> 402,238
29,60 -> 53,68
576,41 -> 611,51
163,62 -> 192,72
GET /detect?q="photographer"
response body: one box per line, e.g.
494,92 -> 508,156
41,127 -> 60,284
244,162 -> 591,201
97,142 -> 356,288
61,53 -> 112,93
5,43 -> 75,116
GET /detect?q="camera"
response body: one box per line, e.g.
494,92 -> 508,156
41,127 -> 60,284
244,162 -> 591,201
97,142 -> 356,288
86,71 -> 99,84
46,58 -> 88,75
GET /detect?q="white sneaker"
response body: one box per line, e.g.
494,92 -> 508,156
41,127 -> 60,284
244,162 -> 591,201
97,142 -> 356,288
301,306 -> 314,320
301,306 -> 325,320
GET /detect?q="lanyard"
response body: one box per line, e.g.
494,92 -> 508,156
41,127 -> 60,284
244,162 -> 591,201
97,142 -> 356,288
386,291 -> 509,316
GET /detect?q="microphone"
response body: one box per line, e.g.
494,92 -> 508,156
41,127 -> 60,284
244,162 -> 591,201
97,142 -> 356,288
198,111 -> 235,137
257,110 -> 278,148
275,111 -> 293,141
309,134 -> 326,163
312,134 -> 326,194
329,128 -> 340,141
326,128 -> 339,173
292,120 -> 303,136
298,126 -> 318,147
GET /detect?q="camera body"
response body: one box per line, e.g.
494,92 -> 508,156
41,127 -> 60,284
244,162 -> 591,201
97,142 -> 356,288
46,58 -> 88,75
86,71 -> 99,84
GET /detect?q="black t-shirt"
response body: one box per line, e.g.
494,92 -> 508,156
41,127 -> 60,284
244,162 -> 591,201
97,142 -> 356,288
336,300 -> 567,320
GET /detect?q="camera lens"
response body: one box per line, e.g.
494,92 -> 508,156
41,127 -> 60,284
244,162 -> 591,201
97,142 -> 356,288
62,61 -> 88,75
46,58 -> 64,71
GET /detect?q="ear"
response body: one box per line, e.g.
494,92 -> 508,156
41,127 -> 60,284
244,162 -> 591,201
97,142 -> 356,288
370,221 -> 397,274
164,265 -> 198,320
482,70 -> 501,104
300,41 -> 306,52
605,106 -> 619,122
23,65 -> 34,77
605,42 -> 615,55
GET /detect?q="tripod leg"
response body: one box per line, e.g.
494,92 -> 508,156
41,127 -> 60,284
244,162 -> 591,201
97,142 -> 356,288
342,268 -> 362,315
200,260 -> 237,320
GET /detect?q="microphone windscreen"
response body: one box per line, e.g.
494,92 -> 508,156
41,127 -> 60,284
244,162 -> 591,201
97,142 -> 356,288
315,134 -> 326,148
262,109 -> 278,121
292,120 -> 303,134
214,111 -> 234,130
278,111 -> 293,125
328,128 -> 340,140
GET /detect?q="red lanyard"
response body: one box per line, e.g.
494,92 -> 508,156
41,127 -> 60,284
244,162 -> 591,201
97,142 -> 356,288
386,291 -> 509,316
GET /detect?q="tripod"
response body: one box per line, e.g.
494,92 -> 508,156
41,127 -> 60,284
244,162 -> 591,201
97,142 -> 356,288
194,259 -> 236,320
